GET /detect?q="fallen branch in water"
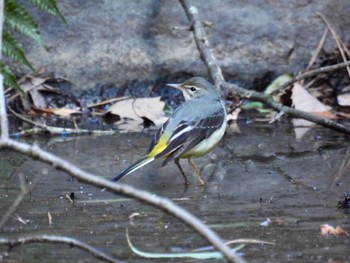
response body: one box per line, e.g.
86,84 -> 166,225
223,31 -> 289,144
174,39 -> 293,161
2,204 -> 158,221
9,108 -> 117,137
179,0 -> 350,134
0,235 -> 121,263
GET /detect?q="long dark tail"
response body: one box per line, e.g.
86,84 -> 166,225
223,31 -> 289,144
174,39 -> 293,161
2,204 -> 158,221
112,156 -> 154,182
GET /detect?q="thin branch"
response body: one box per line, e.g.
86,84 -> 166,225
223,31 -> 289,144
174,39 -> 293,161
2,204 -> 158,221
225,83 -> 350,134
318,13 -> 350,78
306,27 -> 328,71
0,0 -> 3,53
179,0 -> 225,92
0,74 -> 8,139
179,0 -> 350,135
0,235 -> 121,263
0,0 -> 7,140
9,108 -> 117,136
0,173 -> 29,229
0,139 -> 245,263
276,60 -> 350,94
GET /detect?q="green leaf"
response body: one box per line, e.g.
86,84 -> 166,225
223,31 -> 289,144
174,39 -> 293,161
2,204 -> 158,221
264,73 -> 293,96
1,0 -> 66,94
2,30 -> 34,70
241,101 -> 272,113
4,0 -> 46,47
241,101 -> 265,110
0,62 -> 22,91
28,0 -> 66,23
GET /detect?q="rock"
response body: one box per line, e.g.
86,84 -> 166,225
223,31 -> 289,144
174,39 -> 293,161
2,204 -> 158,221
15,0 -> 350,91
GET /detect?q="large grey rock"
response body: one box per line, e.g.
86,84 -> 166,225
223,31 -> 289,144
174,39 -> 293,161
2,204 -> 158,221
16,0 -> 350,91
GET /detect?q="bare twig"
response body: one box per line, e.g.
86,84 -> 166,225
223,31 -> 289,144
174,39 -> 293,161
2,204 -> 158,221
0,173 -> 29,229
179,0 -> 350,135
0,0 -> 7,140
9,108 -> 116,136
0,75 -> 8,139
306,27 -> 329,71
318,13 -> 350,78
0,235 -> 121,263
0,0 -> 3,52
330,146 -> 350,191
275,60 -> 350,94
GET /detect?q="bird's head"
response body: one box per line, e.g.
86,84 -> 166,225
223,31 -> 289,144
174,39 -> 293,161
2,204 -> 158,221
167,77 -> 218,100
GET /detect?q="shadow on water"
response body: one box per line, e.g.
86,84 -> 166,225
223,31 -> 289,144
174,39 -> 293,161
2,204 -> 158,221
1,121 -> 350,262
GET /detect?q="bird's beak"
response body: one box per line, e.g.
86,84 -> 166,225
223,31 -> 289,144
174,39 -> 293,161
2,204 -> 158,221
166,83 -> 181,90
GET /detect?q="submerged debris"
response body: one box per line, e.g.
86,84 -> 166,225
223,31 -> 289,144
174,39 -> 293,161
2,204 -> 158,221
320,224 -> 348,236
337,192 -> 350,209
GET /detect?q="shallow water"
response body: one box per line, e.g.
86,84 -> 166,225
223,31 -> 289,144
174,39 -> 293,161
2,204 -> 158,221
1,122 -> 350,262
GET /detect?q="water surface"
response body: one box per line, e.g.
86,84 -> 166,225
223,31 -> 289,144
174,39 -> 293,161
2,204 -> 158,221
1,122 -> 349,262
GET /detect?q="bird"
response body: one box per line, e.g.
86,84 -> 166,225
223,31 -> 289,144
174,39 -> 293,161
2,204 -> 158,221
111,77 -> 227,185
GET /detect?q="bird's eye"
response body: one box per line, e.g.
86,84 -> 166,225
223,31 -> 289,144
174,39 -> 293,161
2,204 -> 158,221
188,86 -> 197,92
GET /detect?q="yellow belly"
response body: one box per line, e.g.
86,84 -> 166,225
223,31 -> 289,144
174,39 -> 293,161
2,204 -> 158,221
180,121 -> 226,158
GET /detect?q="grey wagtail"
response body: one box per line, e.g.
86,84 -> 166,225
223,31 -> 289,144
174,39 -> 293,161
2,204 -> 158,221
112,77 -> 227,185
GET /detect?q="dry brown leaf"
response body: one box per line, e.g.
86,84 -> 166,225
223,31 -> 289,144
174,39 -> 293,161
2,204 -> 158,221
337,93 -> 350,106
133,97 -> 168,126
292,83 -> 331,112
292,83 -> 333,139
88,96 -> 129,108
19,74 -> 59,110
36,107 -> 82,117
226,108 -> 241,122
312,111 -> 338,119
337,112 -> 350,119
21,84 -> 46,110
320,224 -> 348,236
106,97 -> 167,131
20,76 -> 49,92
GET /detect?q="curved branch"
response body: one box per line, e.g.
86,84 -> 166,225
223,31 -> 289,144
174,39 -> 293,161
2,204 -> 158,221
0,235 -> 120,263
179,0 -> 350,135
0,139 -> 245,263
0,173 -> 28,229
0,2 -> 7,140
